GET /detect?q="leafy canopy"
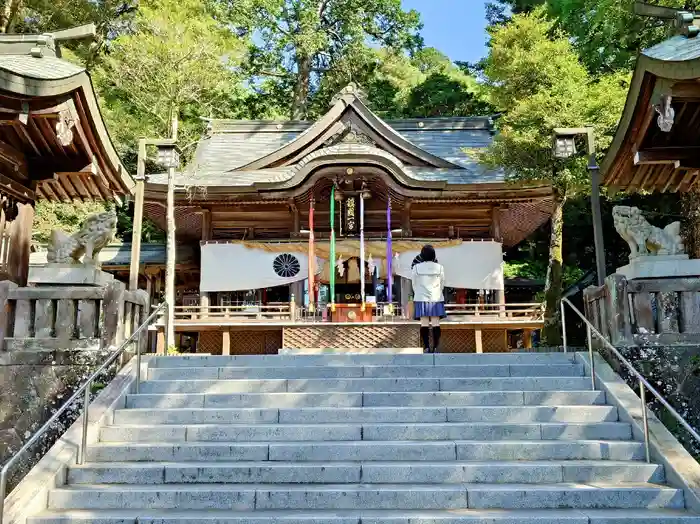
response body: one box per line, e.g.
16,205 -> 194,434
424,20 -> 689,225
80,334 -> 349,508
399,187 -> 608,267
233,0 -> 423,118
481,8 -> 628,196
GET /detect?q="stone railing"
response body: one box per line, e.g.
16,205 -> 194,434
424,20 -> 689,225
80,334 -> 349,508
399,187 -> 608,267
0,280 -> 149,352
584,274 -> 700,346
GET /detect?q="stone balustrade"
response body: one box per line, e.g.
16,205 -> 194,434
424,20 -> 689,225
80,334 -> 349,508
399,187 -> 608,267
584,273 -> 700,346
0,280 -> 149,352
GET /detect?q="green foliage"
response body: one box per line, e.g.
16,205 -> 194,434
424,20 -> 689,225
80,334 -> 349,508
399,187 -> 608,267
92,0 -> 249,163
491,0 -> 700,74
234,0 -> 423,118
481,9 -> 628,196
503,259 -> 584,288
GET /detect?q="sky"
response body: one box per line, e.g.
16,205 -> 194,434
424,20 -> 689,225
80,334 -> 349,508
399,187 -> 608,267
402,0 -> 489,65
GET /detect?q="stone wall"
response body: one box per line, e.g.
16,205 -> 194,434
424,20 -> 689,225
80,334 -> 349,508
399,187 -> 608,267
601,345 -> 700,458
0,348 -> 123,492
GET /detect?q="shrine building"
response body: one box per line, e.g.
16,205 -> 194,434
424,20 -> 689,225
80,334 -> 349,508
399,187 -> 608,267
135,85 -> 551,353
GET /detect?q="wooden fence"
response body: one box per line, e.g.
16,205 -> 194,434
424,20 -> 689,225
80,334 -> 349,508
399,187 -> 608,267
0,279 -> 149,351
584,274 -> 700,346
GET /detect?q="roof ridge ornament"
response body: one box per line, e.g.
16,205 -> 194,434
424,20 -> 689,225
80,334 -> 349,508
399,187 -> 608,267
330,83 -> 368,106
0,23 -> 96,57
634,1 -> 700,38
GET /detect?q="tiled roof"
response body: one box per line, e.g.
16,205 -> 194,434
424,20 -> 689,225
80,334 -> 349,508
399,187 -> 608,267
643,34 -> 700,62
149,116 -> 503,187
0,55 -> 84,80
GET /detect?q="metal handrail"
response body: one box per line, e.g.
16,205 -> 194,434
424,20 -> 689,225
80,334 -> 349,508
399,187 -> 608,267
0,301 -> 169,521
561,297 -> 700,463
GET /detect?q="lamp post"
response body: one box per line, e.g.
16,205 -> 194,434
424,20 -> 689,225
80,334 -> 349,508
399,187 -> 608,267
553,127 -> 606,286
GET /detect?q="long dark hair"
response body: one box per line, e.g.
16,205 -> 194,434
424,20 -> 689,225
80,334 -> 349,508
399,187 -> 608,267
420,244 -> 437,263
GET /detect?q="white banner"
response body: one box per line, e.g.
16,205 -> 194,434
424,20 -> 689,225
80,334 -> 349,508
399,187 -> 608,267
200,241 -> 503,292
200,243 -> 324,292
395,241 -> 504,290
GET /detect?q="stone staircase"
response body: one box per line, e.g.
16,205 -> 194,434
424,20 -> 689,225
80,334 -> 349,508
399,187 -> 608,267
29,352 -> 700,523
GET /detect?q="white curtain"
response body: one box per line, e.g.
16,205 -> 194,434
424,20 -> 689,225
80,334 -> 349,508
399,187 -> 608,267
394,241 -> 504,290
200,241 -> 503,292
200,243 -> 324,292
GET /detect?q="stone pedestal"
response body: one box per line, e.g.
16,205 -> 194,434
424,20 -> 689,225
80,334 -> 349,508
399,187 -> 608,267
28,264 -> 114,287
616,255 -> 700,280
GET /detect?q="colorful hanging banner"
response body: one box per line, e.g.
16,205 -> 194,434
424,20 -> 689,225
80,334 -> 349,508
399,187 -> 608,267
360,193 -> 365,311
329,187 -> 336,313
308,199 -> 315,313
386,198 -> 393,310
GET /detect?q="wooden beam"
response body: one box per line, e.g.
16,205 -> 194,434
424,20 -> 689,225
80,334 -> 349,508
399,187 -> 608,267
28,117 -> 53,154
49,179 -> 71,201
0,173 -> 33,202
0,141 -> 27,178
634,146 -> 700,166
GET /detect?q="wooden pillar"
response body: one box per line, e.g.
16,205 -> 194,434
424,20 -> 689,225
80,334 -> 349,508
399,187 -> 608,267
200,209 -> 212,315
523,329 -> 533,349
156,328 -> 165,354
7,202 -> 33,287
129,178 -> 145,290
491,207 -> 506,315
474,328 -> 483,353
221,329 -> 231,355
130,140 -> 147,290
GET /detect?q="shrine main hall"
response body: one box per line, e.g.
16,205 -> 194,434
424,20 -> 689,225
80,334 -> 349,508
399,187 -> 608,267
133,85 -> 551,353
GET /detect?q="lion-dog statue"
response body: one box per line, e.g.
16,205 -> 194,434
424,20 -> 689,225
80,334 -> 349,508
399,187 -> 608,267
612,205 -> 684,261
47,209 -> 117,266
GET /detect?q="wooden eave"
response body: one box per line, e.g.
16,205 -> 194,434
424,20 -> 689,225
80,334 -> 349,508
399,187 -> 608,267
602,49 -> 700,193
237,89 -> 461,171
0,65 -> 134,202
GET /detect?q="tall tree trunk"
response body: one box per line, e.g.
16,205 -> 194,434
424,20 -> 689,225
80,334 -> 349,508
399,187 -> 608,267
0,0 -> 21,33
165,112 -> 178,349
291,54 -> 312,120
542,192 -> 566,346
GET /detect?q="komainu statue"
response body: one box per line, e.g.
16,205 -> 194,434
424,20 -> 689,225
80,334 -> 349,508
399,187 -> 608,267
613,205 -> 684,260
47,209 -> 117,266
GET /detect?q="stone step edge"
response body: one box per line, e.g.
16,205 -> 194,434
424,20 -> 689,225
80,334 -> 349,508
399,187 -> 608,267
88,438 -> 644,447
70,459 -> 656,469
48,482 -> 675,490
28,508 -> 700,521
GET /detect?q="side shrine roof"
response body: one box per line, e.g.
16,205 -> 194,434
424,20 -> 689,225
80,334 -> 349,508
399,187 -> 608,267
601,30 -> 700,193
0,27 -> 134,202
147,86 -> 504,190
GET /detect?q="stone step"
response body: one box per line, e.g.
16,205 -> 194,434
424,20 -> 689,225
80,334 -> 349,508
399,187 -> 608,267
127,378 -> 594,407
67,461 -> 664,485
112,405 -> 617,426
86,440 -> 646,463
99,422 -> 632,443
360,422 -> 632,441
115,391 -> 607,417
150,353 -> 576,369
46,483 -> 684,510
147,364 -> 585,381
27,508 -> 700,524
278,406 -> 618,424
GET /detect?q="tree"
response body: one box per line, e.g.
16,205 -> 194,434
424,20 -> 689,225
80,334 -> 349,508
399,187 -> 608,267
480,8 -> 628,344
234,0 -> 422,119
489,0 -> 700,74
93,0 -> 248,347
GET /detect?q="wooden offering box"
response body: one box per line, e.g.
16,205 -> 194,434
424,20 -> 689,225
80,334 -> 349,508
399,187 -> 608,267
332,303 -> 375,323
